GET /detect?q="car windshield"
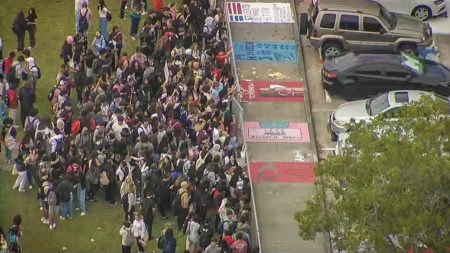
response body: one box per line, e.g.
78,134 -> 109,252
367,93 -> 390,116
378,5 -> 395,30
401,53 -> 425,75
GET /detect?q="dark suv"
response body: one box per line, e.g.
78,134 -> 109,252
322,52 -> 450,100
299,0 -> 433,58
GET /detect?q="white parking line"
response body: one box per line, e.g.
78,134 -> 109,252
324,89 -> 332,103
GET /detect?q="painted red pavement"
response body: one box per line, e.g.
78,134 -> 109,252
249,162 -> 315,184
240,80 -> 304,103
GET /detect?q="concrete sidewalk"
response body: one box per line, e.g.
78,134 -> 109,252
227,0 -> 325,252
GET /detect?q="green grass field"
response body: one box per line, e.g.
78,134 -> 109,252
0,0 -> 186,252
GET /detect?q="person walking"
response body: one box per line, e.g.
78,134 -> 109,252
26,8 -> 38,49
119,221 -> 134,253
12,11 -> 27,52
130,0 -> 145,40
121,177 -> 137,221
98,0 -> 110,41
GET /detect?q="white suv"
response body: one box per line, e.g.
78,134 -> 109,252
373,0 -> 447,21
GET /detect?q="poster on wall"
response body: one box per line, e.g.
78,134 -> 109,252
243,121 -> 310,143
240,80 -> 304,103
227,2 -> 294,23
233,41 -> 299,63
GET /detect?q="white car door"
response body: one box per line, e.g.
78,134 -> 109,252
375,0 -> 411,15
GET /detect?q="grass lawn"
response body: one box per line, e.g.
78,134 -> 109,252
0,0 -> 187,252
0,171 -> 187,253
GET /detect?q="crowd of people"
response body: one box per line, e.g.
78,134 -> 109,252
0,1 -> 257,253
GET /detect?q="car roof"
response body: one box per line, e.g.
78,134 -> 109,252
387,90 -> 432,107
337,53 -> 404,66
317,0 -> 381,16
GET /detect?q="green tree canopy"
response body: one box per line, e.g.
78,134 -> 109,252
295,97 -> 450,253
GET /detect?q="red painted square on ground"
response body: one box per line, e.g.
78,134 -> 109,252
249,162 -> 315,184
240,80 -> 304,103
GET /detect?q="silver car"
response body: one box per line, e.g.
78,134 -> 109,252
329,90 -> 443,135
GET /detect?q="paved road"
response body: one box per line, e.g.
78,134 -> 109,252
227,0 -> 325,252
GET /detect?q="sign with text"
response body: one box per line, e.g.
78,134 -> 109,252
240,80 -> 304,103
249,162 -> 315,184
233,41 -> 298,63
227,2 -> 294,23
244,121 -> 310,143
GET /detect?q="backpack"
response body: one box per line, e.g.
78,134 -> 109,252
71,120 -> 81,135
163,238 -> 176,253
25,117 -> 38,136
48,86 -> 58,101
78,10 -> 89,33
218,220 -> 237,236
6,64 -> 18,84
99,171 -> 109,186
106,10 -> 112,21
61,188 -> 71,202
55,137 -> 64,154
8,227 -> 20,252
30,65 -> 41,79
172,191 -> 186,213
198,226 -> 212,248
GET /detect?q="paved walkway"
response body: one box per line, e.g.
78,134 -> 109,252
227,0 -> 326,252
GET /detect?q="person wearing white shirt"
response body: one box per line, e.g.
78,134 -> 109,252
132,213 -> 147,253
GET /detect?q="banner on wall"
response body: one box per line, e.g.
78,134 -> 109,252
233,41 -> 299,63
243,121 -> 310,143
227,2 -> 294,23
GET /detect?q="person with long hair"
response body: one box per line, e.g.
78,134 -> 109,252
7,215 -> 23,253
26,8 -> 37,49
98,0 -> 110,41
12,11 -> 27,52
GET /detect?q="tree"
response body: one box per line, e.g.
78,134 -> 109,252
295,97 -> 450,253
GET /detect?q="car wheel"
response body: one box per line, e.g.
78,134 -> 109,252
300,13 -> 309,35
399,44 -> 418,56
412,6 -> 431,21
321,42 -> 343,58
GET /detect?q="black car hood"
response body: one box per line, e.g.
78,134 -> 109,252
422,64 -> 450,84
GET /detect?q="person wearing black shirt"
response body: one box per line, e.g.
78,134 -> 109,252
26,8 -> 38,49
12,11 -> 28,52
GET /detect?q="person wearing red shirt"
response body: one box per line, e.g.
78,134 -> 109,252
222,230 -> 235,250
215,48 -> 232,67
6,86 -> 19,124
231,232 -> 248,253
2,52 -> 15,77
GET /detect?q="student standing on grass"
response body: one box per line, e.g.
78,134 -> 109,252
119,220 -> 134,253
12,11 -> 27,52
132,213 -> 147,253
26,8 -> 38,49
130,0 -> 145,40
6,87 -> 19,125
75,0 -> 90,34
18,81 -> 36,127
120,0 -> 129,19
7,215 -> 23,253
79,2 -> 92,35
98,0 -> 110,41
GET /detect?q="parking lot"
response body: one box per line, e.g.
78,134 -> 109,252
297,1 -> 450,158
